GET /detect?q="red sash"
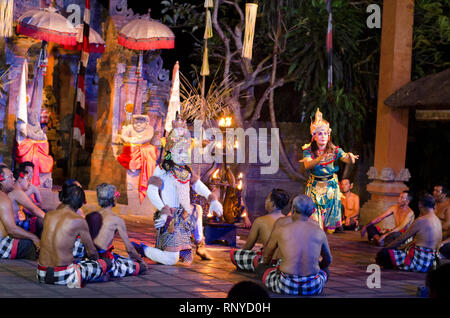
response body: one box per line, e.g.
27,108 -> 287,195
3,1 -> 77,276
16,139 -> 53,186
117,143 -> 157,203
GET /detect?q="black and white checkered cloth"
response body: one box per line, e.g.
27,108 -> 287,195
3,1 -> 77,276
230,249 -> 262,272
263,267 -> 328,296
0,236 -> 17,259
36,259 -> 109,287
388,244 -> 438,273
98,246 -> 140,278
73,236 -> 86,258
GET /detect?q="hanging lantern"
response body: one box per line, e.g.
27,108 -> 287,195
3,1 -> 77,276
242,3 -> 258,60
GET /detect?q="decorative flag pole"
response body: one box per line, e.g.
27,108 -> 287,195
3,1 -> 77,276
325,0 -> 333,89
69,0 -> 91,177
165,61 -> 181,134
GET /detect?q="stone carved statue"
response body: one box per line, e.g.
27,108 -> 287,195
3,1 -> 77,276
16,108 -> 53,188
367,167 -> 378,180
395,168 -> 411,182
117,114 -> 159,202
379,168 -> 396,181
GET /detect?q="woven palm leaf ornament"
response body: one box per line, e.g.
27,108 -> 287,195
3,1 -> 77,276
242,3 -> 258,60
201,0 -> 214,77
0,0 -> 14,37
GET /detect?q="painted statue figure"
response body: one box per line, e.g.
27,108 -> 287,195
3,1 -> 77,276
15,108 -> 53,188
117,114 -> 159,203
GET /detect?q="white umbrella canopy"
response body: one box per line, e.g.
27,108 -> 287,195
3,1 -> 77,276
118,18 -> 175,51
63,24 -> 105,53
17,7 -> 77,46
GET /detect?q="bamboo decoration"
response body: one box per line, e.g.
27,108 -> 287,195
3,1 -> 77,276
242,3 -> 258,60
204,0 -> 213,8
0,0 -> 14,37
201,46 -> 210,76
204,9 -> 213,39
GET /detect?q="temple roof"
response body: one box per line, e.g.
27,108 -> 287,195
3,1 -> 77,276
384,68 -> 450,110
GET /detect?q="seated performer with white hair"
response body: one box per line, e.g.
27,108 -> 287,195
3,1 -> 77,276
85,183 -> 147,278
133,116 -> 223,265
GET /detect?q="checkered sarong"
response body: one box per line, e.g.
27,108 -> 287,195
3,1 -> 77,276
263,267 -> 328,296
230,249 -> 262,272
0,237 -> 19,259
98,246 -> 140,278
73,236 -> 85,258
156,207 -> 195,252
388,244 -> 438,273
36,259 -> 109,287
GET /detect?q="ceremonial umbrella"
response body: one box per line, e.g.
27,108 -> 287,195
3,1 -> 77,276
16,7 -> 78,112
63,24 -> 105,54
17,7 -> 77,46
117,17 -> 175,113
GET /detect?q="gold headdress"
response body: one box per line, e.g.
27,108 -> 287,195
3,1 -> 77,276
310,108 -> 331,136
164,114 -> 190,153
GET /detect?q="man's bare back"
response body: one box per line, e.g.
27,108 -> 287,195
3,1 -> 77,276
386,202 -> 442,251
39,205 -> 98,267
264,214 -> 331,277
279,219 -> 329,276
91,209 -> 143,262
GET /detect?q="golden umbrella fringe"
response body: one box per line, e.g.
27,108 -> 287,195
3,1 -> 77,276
204,0 -> 213,8
242,3 -> 258,60
201,46 -> 210,76
0,0 -> 14,37
204,9 -> 213,39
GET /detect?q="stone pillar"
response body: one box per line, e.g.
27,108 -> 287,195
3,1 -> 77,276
88,16 -> 128,205
360,0 -> 414,229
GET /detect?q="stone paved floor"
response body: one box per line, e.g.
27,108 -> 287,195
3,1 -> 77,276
0,216 -> 428,298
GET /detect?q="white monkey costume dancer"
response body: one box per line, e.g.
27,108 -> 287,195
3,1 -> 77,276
135,118 -> 223,265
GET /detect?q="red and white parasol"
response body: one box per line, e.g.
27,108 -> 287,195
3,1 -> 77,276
63,24 -> 105,53
117,17 -> 175,114
118,18 -> 175,51
17,7 -> 77,46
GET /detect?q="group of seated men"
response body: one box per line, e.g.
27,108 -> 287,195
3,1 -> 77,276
229,182 -> 449,296
1,159 -> 449,293
0,162 -> 146,287
230,189 -> 332,296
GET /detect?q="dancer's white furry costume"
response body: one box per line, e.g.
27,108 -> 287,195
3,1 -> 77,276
144,119 -> 223,265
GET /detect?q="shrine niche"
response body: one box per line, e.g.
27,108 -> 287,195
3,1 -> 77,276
111,56 -> 170,200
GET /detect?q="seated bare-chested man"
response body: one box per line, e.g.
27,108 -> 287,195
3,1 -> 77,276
433,185 -> 450,260
85,183 -> 147,278
256,194 -> 332,296
37,184 -> 112,287
0,191 -> 40,260
0,165 -> 45,238
361,191 -> 415,246
15,166 -> 42,209
230,189 -> 290,272
375,194 -> 442,273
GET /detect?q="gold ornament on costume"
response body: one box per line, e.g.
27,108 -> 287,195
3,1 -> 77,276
310,108 -> 331,136
164,115 -> 190,153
